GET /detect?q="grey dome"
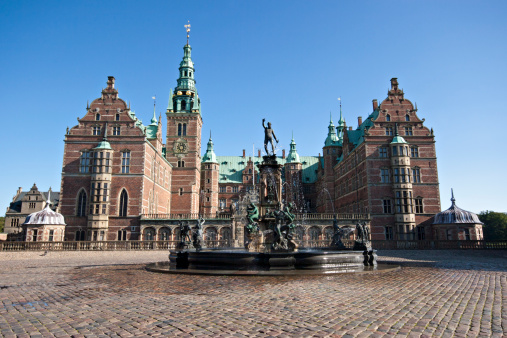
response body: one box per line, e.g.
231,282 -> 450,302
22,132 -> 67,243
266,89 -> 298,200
433,191 -> 482,225
23,203 -> 66,225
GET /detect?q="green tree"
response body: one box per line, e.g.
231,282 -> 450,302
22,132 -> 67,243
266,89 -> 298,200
0,217 -> 4,232
479,211 -> 507,241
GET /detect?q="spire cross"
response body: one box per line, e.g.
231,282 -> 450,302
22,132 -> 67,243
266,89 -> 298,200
184,21 -> 191,44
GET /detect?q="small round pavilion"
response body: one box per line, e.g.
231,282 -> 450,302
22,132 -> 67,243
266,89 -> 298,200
432,190 -> 483,240
22,203 -> 66,242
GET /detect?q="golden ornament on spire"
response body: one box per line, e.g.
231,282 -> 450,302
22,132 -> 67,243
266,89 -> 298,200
184,21 -> 191,44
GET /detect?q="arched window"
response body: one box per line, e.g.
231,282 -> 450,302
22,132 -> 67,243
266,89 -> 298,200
386,114 -> 391,121
159,227 -> 171,241
77,190 -> 87,217
96,113 -> 101,121
119,189 -> 128,217
182,123 -> 187,136
189,71 -> 192,77
405,114 -> 410,121
143,227 -> 155,241
178,160 -> 185,168
178,123 -> 182,136
181,100 -> 186,111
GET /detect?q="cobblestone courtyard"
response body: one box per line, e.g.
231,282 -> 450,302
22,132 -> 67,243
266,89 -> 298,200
0,250 -> 505,337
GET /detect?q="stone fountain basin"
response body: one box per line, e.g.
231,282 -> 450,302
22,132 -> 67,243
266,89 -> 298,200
145,248 -> 399,276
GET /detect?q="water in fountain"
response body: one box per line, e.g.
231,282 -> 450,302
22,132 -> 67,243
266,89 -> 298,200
316,188 -> 335,213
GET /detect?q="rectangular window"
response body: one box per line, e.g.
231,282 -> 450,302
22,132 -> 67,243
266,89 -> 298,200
102,183 -> 108,202
385,226 -> 393,240
32,229 -> 38,242
232,186 -> 238,193
102,204 -> 107,214
392,146 -> 397,156
394,168 -> 399,183
380,169 -> 390,183
385,127 -> 393,136
92,126 -> 101,135
118,230 -> 127,241
379,147 -> 388,158
405,127 -> 413,136
80,151 -> 91,173
415,198 -> 423,213
219,198 -> 226,209
121,151 -> 130,173
49,230 -> 54,242
219,186 -> 226,193
383,199 -> 392,213
113,126 -> 121,136
417,226 -> 425,240
412,168 -> 421,183
411,147 -> 419,158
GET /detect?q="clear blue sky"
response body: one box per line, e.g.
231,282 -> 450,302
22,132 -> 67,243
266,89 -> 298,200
1,0 -> 506,214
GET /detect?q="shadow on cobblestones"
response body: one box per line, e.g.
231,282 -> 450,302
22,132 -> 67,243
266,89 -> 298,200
377,250 -> 507,272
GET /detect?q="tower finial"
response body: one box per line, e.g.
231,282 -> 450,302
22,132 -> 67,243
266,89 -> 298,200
451,188 -> 455,205
184,21 -> 191,44
151,96 -> 157,124
394,122 -> 399,136
209,130 -> 212,140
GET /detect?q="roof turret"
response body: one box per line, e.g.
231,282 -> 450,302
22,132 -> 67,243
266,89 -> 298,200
286,133 -> 301,163
94,123 -> 112,150
336,99 -> 345,140
324,112 -> 340,147
390,123 -> 407,144
202,132 -> 218,163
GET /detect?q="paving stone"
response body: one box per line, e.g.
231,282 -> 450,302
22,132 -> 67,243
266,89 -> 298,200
0,250 -> 506,336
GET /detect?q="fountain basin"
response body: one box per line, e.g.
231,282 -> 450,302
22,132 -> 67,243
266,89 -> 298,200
146,248 -> 399,276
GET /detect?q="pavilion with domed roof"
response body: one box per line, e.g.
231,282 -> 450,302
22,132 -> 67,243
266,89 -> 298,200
22,202 -> 66,242
432,190 -> 484,240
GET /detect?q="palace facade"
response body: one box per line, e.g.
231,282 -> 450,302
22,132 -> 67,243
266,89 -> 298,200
52,39 -> 482,243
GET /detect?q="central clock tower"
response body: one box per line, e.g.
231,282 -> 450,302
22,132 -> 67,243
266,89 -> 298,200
166,40 -> 202,214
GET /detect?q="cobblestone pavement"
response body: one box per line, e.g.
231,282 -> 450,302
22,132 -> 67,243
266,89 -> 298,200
0,250 -> 505,337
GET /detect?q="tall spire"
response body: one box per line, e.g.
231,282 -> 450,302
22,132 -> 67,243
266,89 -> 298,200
336,97 -> 345,140
171,22 -> 199,114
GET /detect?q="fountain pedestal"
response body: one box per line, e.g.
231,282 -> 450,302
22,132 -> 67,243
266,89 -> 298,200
257,155 -> 283,218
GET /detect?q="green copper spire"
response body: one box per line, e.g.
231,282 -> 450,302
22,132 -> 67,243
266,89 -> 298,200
324,112 -> 339,147
390,123 -> 407,144
202,132 -> 218,163
169,25 -> 200,114
337,99 -> 345,140
286,132 -> 301,163
94,123 -> 112,150
150,98 -> 157,125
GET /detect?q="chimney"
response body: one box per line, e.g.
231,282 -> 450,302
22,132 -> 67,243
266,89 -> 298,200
349,126 -> 352,131
358,116 -> 362,127
282,149 -> 286,159
258,149 -> 261,157
372,99 -> 378,111
107,76 -> 115,89
242,149 -> 246,158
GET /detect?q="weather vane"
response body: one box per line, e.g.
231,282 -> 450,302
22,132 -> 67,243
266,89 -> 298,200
184,21 -> 191,44
338,97 -> 341,111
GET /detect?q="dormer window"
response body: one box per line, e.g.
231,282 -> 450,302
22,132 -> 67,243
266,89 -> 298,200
116,113 -> 120,121
386,114 -> 391,122
405,114 -> 410,121
96,113 -> 101,121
